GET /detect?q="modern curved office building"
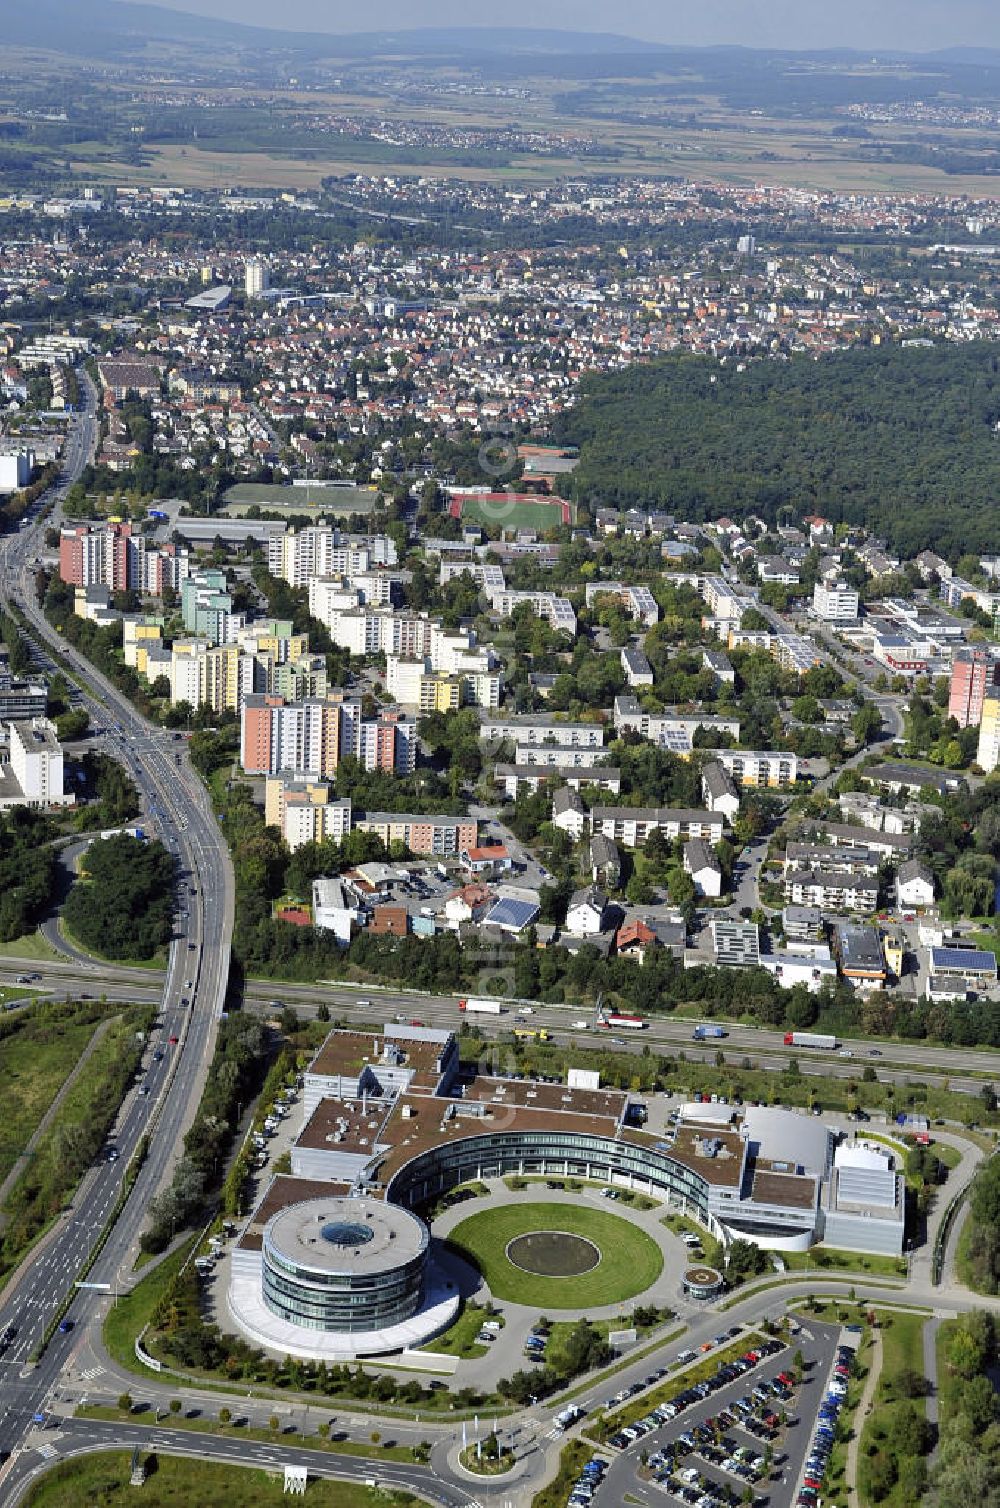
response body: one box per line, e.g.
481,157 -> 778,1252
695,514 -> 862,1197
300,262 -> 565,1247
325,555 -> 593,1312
261,1196 -> 428,1334
384,1127 -> 724,1232
227,1025 -> 903,1360
229,1185 -> 458,1361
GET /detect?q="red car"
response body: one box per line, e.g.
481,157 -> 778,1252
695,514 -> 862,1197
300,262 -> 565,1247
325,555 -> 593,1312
168,1034 -> 179,1044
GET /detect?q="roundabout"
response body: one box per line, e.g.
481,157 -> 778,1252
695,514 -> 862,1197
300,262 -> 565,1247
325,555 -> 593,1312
445,1201 -> 663,1309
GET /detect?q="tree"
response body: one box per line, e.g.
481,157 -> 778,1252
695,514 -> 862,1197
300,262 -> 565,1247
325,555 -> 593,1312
852,703 -> 882,747
946,1324 -> 986,1380
63,834 -> 174,960
269,1414 -> 280,1432
169,1398 -> 182,1415
867,1449 -> 898,1501
893,1400 -> 929,1457
896,1454 -> 927,1503
667,866 -> 697,923
625,873 -> 654,905
118,1393 -> 133,1414
219,1407 -> 231,1425
897,1367 -> 928,1399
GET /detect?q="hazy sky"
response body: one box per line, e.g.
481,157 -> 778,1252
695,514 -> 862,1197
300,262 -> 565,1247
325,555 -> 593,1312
121,0 -> 1000,52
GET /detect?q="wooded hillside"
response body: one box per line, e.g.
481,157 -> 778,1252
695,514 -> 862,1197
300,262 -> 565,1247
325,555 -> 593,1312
555,343 -> 1000,559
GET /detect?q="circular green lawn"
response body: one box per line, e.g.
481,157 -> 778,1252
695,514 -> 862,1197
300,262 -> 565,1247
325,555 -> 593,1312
444,1201 -> 663,1309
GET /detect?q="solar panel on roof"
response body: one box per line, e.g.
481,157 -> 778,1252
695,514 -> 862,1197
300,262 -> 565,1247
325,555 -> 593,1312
930,947 -> 996,970
484,898 -> 539,931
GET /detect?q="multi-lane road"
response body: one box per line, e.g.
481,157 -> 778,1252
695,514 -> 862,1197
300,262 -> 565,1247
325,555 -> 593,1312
5,1417 -> 474,1508
2,951 -> 998,1099
0,380 -> 235,1489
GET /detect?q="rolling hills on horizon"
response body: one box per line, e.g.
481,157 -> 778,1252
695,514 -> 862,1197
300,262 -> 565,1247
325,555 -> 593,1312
8,2 -> 1000,73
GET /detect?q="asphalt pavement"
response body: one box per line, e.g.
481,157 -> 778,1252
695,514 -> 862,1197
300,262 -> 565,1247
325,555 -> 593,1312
599,1319 -> 840,1508
0,375 -> 236,1490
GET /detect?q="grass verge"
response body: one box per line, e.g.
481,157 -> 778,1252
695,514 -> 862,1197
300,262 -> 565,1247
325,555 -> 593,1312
820,1326 -> 873,1508
531,1439 -> 602,1508
23,1451 -> 420,1507
0,930 -> 63,961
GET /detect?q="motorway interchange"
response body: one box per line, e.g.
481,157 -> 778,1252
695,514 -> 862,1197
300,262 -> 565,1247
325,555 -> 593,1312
0,389 -> 996,1508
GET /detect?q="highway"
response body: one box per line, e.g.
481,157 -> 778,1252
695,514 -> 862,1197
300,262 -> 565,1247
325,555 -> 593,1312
2,951 -> 999,1097
0,376 -> 235,1486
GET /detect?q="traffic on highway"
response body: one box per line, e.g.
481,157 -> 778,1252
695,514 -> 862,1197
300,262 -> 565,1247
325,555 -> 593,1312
0,378 -> 235,1493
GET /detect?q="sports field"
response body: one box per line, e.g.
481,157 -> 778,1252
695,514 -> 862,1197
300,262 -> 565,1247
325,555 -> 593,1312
445,1201 -> 663,1309
449,493 -> 573,531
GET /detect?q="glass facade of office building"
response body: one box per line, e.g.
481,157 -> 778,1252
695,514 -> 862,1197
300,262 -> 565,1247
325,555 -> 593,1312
385,1129 -> 712,1217
262,1212 -> 428,1334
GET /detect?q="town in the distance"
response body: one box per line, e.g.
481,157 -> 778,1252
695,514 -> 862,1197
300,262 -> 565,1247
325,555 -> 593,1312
1,18 -> 1000,1508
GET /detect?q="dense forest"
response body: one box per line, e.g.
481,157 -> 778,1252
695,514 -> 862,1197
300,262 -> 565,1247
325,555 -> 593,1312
63,833 -> 174,961
554,343 -> 1000,559
0,809 -> 57,942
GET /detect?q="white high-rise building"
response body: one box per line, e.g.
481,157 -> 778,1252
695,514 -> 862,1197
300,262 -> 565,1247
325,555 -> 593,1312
245,257 -> 269,298
8,718 -> 69,806
813,582 -> 860,622
0,451 -> 33,494
271,527 -> 371,588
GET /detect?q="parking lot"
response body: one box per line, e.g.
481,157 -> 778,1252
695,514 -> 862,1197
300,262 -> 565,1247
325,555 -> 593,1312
598,1320 -> 843,1508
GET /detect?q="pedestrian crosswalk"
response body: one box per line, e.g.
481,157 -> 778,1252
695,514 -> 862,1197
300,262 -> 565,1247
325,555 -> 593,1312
79,1365 -> 104,1381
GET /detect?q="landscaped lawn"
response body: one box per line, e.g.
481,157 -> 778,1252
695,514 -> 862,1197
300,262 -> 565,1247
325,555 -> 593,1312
24,1452 -> 419,1507
445,1202 -> 663,1309
857,1311 -> 930,1508
105,1238 -> 199,1372
778,1247 -> 907,1278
